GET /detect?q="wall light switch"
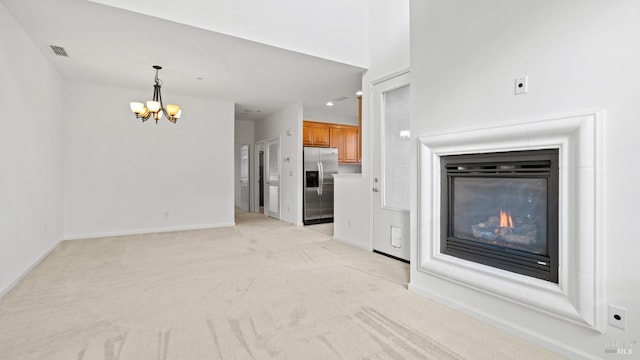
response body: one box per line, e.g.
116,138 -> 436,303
515,76 -> 528,95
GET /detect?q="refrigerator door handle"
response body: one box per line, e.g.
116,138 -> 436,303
318,161 -> 323,195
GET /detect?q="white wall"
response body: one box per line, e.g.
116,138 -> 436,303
254,103 -> 303,225
87,0 -> 369,68
303,110 -> 358,126
63,82 -> 235,239
410,1 -> 640,358
367,0 -> 411,82
0,3 -> 64,295
235,120 -> 255,145
235,120 -> 255,210
333,0 -> 410,249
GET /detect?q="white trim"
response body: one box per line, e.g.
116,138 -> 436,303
416,109 -> 603,331
333,235 -> 371,251
62,222 -> 236,241
278,217 -> 303,227
370,68 -> 410,86
0,239 -> 62,298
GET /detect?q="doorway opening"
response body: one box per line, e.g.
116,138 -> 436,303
259,150 -> 264,211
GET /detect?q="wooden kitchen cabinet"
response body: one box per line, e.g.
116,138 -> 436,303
303,121 -> 330,147
341,126 -> 359,163
329,126 -> 344,162
304,120 -> 360,164
329,125 -> 360,164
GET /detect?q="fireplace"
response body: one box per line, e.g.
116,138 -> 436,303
440,149 -> 559,282
418,112 -> 601,329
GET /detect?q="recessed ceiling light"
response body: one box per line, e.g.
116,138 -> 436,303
326,101 -> 334,107
355,90 -> 363,96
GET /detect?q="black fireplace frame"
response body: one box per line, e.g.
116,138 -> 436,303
440,149 -> 559,283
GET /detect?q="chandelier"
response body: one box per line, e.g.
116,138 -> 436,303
129,65 -> 182,123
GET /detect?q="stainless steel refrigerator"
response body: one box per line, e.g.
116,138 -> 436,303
303,147 -> 339,225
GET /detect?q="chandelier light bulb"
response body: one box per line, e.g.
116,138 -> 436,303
166,104 -> 180,116
146,100 -> 161,112
130,102 -> 144,114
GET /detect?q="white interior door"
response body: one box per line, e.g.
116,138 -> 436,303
372,72 -> 411,261
239,144 -> 250,211
265,138 -> 280,219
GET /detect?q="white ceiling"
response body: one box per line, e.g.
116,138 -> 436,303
1,0 -> 366,121
86,0 -> 370,68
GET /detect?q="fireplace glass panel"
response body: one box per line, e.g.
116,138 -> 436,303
452,177 -> 547,255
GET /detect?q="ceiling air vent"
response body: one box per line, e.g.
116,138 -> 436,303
49,45 -> 69,57
333,96 -> 348,102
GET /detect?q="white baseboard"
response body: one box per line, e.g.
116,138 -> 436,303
0,239 -> 62,299
407,282 -> 597,360
333,235 -> 370,251
62,222 -> 236,241
278,218 -> 297,226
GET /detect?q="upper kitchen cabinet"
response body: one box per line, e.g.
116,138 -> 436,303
303,121 -> 330,147
329,125 -> 360,164
305,120 -> 360,164
330,126 -> 343,161
341,126 -> 359,163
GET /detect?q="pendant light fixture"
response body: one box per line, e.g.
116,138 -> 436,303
130,65 -> 182,123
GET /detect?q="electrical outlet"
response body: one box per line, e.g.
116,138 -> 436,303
608,305 -> 627,330
515,76 -> 528,95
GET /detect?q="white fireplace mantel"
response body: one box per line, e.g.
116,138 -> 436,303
415,110 -> 603,331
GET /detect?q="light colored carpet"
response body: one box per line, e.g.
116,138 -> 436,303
304,222 -> 334,236
0,211 -> 564,359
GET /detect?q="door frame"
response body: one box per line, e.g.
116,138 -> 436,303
237,144 -> 251,211
369,69 -> 411,259
265,137 -> 281,220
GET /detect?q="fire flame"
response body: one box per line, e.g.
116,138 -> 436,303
499,210 -> 514,228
